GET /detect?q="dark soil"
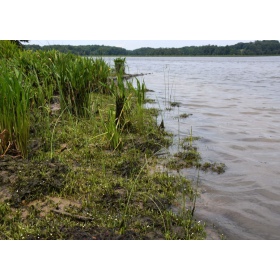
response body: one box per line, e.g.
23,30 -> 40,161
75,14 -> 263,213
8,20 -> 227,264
0,156 -> 68,207
59,226 -> 162,240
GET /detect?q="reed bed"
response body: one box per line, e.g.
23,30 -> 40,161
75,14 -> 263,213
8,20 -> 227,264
0,41 -> 112,156
0,60 -> 30,157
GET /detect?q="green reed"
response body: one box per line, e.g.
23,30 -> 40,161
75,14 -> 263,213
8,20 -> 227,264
0,61 -> 31,158
134,78 -> 146,107
114,57 -> 126,75
91,57 -> 111,95
112,74 -> 132,128
104,108 -> 122,150
103,74 -> 148,150
0,41 -> 113,157
0,42 -> 145,157
54,53 -> 111,117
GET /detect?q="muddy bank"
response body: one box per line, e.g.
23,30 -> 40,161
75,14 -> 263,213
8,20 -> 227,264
0,102 -> 205,240
0,156 -> 68,207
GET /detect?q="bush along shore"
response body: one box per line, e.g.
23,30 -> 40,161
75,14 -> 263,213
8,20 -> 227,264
0,41 -> 205,240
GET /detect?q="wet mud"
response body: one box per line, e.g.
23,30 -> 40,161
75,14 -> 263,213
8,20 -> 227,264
0,156 -> 68,207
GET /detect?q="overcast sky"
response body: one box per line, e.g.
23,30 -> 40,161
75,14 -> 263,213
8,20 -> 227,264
4,1 -> 278,50
28,40 -> 253,50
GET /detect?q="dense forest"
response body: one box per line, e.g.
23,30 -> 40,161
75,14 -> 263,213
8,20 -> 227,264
24,40 -> 280,56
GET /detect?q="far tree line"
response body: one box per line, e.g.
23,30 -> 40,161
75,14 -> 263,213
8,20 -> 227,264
22,40 -> 280,56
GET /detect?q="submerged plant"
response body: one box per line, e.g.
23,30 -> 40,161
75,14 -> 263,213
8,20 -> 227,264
200,162 -> 226,174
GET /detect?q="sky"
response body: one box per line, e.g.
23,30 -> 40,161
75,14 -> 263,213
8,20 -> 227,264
27,40 -> 253,50
2,1 -> 278,49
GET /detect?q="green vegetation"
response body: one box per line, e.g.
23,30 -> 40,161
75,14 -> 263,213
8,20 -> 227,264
167,130 -> 226,174
176,113 -> 193,119
114,57 -> 126,75
0,40 -> 205,240
0,41 -> 111,157
24,40 -> 280,56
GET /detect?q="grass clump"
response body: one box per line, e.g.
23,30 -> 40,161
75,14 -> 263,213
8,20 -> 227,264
200,162 -> 226,174
170,101 -> 181,107
114,57 -> 126,75
174,113 -> 193,119
167,129 -> 226,175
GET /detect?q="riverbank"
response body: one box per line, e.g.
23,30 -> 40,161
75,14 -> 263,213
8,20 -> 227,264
0,43 -> 206,239
127,55 -> 280,240
0,91 -> 206,239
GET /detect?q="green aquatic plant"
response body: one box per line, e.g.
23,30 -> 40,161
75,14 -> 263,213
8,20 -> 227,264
114,57 -> 126,75
170,101 -> 181,107
90,57 -> 111,95
175,113 -> 192,119
0,62 -> 31,158
53,53 -> 111,117
135,78 -> 146,107
112,74 -> 135,129
200,162 -> 226,174
105,108 -> 122,150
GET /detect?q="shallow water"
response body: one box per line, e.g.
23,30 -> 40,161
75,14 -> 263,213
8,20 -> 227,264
106,56 -> 280,239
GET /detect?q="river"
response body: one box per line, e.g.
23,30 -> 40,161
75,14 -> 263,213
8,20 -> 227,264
105,56 -> 280,240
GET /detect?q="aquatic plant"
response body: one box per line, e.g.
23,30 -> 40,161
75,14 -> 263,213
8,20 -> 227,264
52,53 -> 111,117
114,57 -> 126,75
200,162 -> 226,174
134,78 -> 146,107
0,61 -> 31,158
104,108 -> 122,150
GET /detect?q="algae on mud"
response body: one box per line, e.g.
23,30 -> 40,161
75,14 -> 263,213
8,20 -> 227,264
0,41 -> 205,240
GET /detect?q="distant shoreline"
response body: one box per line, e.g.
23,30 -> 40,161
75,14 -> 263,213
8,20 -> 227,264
24,40 -> 280,57
85,54 -> 280,57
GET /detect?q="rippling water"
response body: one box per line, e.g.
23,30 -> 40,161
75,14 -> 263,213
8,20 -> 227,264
106,56 -> 280,239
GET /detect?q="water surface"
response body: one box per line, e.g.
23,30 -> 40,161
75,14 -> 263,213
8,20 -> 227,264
106,56 -> 280,239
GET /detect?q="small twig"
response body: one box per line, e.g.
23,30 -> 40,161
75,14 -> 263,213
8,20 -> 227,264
0,141 -> 12,158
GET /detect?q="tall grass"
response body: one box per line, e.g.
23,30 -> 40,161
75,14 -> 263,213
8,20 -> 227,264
114,57 -> 126,75
103,75 -> 148,149
0,41 -> 113,157
134,78 -> 146,107
0,41 -> 147,157
0,60 -> 31,157
104,109 -> 122,150
111,74 -> 133,127
91,57 -> 111,95
54,53 -> 111,117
